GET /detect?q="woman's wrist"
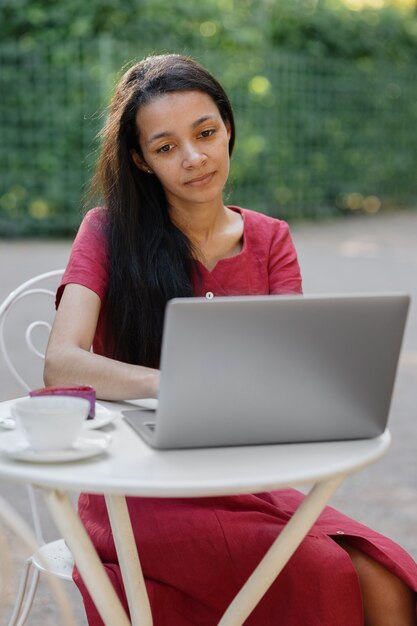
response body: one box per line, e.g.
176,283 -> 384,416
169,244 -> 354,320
141,369 -> 160,399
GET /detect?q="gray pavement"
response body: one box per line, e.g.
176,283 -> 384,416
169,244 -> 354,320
0,210 -> 416,624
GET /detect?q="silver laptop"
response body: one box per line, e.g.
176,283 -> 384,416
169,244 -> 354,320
123,293 -> 410,449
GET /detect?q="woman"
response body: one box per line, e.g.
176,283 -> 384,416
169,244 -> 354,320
45,54 -> 417,625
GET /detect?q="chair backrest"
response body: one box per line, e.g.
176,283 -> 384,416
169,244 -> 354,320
0,270 -> 65,545
0,270 -> 64,395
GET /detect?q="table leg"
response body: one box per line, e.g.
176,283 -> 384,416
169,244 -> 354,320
42,489 -> 131,626
105,494 -> 153,626
218,474 -> 345,626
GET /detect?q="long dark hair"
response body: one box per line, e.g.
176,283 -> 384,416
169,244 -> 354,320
89,54 -> 236,367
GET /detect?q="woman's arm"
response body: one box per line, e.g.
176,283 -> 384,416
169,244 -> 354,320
44,283 -> 160,400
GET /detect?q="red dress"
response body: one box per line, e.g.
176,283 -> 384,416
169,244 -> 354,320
58,207 -> 417,625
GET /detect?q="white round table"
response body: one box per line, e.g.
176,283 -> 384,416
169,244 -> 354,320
0,399 -> 391,626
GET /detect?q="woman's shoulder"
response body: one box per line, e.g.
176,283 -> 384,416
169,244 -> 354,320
68,207 -> 110,259
225,206 -> 302,294
229,206 -> 290,245
229,206 -> 288,228
75,207 -> 109,244
80,206 -> 109,230
57,207 -> 110,305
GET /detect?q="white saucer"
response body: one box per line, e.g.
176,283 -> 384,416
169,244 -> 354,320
0,404 -> 15,429
0,417 -> 14,430
128,398 -> 158,411
0,431 -> 112,463
84,403 -> 121,430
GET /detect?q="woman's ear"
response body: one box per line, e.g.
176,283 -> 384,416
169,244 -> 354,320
226,121 -> 232,142
130,149 -> 153,174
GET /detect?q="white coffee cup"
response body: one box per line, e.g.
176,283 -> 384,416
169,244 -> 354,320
11,396 -> 90,451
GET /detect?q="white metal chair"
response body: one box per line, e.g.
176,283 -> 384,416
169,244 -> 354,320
0,270 -> 75,626
0,494 -> 76,626
0,269 -> 64,393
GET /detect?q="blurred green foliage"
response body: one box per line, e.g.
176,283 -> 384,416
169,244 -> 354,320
3,0 -> 417,59
0,0 -> 416,236
0,0 -> 269,49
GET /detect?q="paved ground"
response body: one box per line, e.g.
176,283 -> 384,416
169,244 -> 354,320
0,209 -> 416,624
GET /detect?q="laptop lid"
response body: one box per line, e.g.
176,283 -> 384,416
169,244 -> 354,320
125,293 -> 410,449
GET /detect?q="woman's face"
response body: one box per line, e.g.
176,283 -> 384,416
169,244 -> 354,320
132,90 -> 231,213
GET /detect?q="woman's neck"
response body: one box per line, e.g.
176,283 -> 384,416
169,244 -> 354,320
169,201 -> 229,245
169,202 -> 243,271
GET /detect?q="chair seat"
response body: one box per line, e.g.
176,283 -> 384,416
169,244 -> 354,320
32,539 -> 74,581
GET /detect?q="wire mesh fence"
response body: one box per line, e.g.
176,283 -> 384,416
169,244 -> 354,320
0,37 -> 416,236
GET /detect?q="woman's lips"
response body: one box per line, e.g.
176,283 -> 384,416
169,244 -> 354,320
185,172 -> 215,187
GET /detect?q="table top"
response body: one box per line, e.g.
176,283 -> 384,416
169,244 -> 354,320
0,399 -> 391,497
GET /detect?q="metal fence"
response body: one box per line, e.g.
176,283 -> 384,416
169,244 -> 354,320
1,37 -> 416,235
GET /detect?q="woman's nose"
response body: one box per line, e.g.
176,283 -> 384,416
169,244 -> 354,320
182,143 -> 207,169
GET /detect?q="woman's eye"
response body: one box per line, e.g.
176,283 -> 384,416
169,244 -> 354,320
200,128 -> 215,138
157,144 -> 173,153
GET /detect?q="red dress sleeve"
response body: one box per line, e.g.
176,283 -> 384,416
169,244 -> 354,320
56,207 -> 109,308
268,220 -> 303,295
